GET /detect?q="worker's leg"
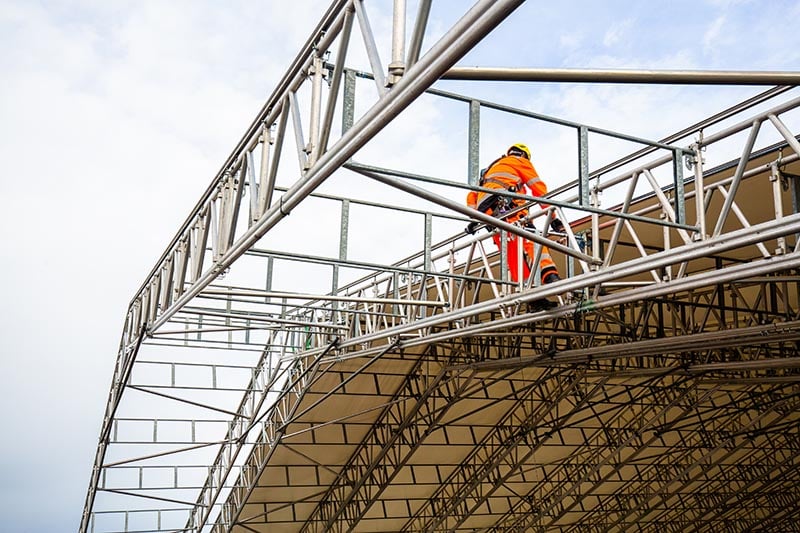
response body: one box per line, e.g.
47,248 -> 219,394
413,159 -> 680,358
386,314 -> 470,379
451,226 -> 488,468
521,240 -> 560,284
492,233 -> 530,283
512,235 -> 532,283
539,245 -> 559,283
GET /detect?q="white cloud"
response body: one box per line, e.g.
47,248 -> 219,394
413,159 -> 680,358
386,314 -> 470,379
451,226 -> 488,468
702,15 -> 727,56
603,18 -> 633,47
559,32 -> 582,51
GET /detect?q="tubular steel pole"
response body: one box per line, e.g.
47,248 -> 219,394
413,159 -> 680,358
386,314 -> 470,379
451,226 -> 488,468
407,0 -> 431,68
712,119 -> 762,237
443,67 -> 800,85
308,55 -> 324,166
319,5 -> 355,154
354,0 -> 387,94
767,113 -> 800,157
468,100 -> 481,186
387,0 -> 406,84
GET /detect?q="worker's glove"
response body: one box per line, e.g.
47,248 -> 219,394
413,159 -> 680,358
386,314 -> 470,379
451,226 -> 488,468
465,221 -> 480,235
550,218 -> 565,234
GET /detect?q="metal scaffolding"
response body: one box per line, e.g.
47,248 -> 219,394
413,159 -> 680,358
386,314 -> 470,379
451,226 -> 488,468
82,1 -> 800,532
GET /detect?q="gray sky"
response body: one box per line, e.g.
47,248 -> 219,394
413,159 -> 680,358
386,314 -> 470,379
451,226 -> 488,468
1,1 -> 798,531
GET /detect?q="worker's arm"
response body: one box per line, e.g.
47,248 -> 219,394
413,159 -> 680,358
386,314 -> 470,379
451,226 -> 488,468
521,163 -> 565,232
466,190 -> 478,210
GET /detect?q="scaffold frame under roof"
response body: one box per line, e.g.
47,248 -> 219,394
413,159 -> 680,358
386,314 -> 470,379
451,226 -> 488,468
82,1 -> 800,532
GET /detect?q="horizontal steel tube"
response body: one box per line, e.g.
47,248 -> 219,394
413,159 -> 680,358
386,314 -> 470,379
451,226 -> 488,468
201,288 -> 447,306
469,320 -> 800,371
179,307 -> 349,329
443,67 -> 800,85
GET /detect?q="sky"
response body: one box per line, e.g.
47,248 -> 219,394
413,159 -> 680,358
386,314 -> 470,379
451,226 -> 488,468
1,1 -> 799,531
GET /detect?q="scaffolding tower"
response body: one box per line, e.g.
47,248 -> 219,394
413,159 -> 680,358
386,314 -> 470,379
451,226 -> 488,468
82,1 -> 800,532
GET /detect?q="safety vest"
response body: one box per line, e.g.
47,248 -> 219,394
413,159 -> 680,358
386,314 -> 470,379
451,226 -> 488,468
466,155 -> 545,217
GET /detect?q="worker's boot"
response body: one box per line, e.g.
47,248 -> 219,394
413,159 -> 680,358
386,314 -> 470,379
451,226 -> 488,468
528,268 -> 561,312
528,298 -> 557,312
542,268 -> 560,285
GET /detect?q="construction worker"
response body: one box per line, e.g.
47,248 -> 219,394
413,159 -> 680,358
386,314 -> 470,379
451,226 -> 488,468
466,143 -> 563,285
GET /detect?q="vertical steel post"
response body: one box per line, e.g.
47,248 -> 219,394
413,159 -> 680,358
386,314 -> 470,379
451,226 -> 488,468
257,125 -> 272,219
662,210 -> 672,281
448,248 -> 455,310
289,91 -> 309,172
790,172 -> 800,248
692,143 -> 706,239
469,100 -> 481,186
578,126 -> 590,207
500,230 -> 508,287
210,186 -> 221,261
591,186 -> 601,266
770,163 -> 787,254
672,148 -> 686,225
342,69 -> 356,134
148,280 -> 159,325
333,199 -> 350,309
517,230 -> 524,290
229,163 -> 245,251
424,212 -> 432,272
339,198 -> 350,262
246,150 -> 258,223
190,210 -> 209,282
308,56 -> 325,167
265,256 -> 273,304
159,259 -> 174,311
174,239 -> 188,300
387,0 -> 407,86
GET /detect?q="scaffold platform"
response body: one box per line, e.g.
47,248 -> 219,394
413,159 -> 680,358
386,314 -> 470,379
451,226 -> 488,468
82,2 -> 800,532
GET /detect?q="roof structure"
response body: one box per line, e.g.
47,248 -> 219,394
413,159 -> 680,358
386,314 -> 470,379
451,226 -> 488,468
82,1 -> 800,532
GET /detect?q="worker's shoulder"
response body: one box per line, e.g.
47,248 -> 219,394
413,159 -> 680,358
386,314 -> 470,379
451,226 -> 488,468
493,155 -> 534,173
488,155 -> 515,169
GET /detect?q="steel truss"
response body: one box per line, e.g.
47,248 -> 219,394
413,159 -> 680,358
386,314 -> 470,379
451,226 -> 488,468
82,1 -> 800,532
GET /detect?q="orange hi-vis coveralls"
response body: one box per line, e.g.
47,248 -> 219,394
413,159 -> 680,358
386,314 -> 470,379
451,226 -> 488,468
466,154 -> 558,283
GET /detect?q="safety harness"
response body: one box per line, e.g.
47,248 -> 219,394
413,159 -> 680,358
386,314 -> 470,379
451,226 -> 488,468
476,157 -> 525,221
